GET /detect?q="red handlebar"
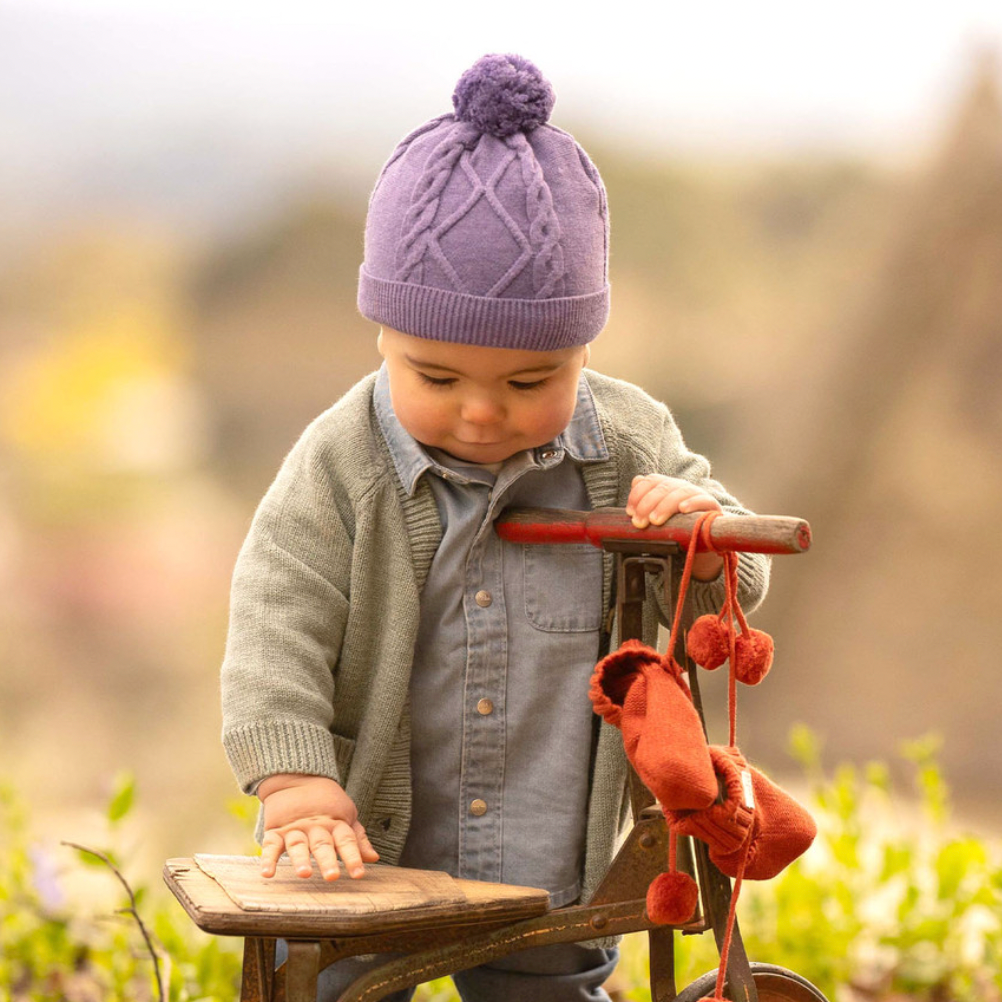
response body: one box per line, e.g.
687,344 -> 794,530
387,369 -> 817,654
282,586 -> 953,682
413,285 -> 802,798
495,507 -> 811,555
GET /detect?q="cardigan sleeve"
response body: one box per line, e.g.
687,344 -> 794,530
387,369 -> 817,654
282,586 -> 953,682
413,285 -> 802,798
220,430 -> 355,794
650,404 -> 771,619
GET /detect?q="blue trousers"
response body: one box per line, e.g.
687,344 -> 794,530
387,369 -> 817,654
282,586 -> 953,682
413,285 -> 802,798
277,940 -> 619,1002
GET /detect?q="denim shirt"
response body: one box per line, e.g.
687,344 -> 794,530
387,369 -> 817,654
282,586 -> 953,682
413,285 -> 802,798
374,364 -> 609,905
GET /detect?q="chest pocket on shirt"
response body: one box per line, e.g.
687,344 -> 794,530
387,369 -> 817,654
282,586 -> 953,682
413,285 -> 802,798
522,544 -> 604,633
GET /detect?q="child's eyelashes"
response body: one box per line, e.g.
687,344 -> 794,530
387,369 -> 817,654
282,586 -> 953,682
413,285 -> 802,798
417,372 -> 457,389
414,372 -> 549,392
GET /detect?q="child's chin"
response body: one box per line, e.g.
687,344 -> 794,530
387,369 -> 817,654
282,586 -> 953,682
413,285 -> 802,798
443,441 -> 521,465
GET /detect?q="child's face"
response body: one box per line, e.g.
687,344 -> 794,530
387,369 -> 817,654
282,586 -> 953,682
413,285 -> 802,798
378,327 -> 590,465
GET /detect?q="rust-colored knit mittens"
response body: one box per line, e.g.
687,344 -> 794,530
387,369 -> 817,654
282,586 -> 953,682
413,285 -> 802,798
588,510 -> 816,945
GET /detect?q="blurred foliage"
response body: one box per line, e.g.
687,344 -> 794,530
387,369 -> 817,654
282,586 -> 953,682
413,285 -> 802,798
0,774 -> 244,1002
3,735 -> 1000,1001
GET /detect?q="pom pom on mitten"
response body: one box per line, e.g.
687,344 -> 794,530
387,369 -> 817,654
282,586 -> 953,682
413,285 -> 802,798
646,871 -> 699,926
687,615 -> 729,670
733,629 -> 774,686
688,616 -> 774,685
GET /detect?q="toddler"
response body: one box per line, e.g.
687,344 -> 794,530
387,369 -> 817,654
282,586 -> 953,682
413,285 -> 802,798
221,53 -> 769,1002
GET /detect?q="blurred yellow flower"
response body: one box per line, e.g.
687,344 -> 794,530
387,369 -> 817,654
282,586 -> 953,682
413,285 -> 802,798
1,302 -> 204,472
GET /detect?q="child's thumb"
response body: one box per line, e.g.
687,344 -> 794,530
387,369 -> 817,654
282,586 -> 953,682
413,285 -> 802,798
353,821 -> 380,860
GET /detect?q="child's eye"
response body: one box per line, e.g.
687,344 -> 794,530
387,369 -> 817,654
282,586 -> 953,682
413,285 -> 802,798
418,373 -> 457,388
508,379 -> 548,392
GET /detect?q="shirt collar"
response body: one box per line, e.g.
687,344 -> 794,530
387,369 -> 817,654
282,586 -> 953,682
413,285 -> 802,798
561,374 -> 609,464
374,364 -> 433,495
374,363 -> 609,496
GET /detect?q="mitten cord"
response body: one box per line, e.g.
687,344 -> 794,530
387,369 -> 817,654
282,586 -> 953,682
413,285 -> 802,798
725,551 -> 739,747
710,834 -> 752,1002
665,511 -> 722,670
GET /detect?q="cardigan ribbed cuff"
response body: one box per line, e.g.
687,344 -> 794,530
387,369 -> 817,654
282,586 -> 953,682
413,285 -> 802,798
223,720 -> 341,795
358,267 -> 609,350
688,549 -> 770,619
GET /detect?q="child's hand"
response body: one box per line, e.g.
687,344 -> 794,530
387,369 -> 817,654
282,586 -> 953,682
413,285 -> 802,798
257,774 -> 379,882
626,474 -> 724,580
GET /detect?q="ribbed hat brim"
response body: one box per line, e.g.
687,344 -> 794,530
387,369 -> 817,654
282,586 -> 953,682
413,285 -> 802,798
358,268 -> 609,351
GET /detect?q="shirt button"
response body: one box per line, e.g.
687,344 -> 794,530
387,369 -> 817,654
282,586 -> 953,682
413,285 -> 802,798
470,799 -> 488,816
474,590 -> 492,608
541,449 -> 558,460
477,698 -> 494,715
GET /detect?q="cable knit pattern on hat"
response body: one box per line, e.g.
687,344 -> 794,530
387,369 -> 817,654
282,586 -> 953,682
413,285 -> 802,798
394,122 -> 481,286
358,54 -> 609,349
512,130 -> 565,298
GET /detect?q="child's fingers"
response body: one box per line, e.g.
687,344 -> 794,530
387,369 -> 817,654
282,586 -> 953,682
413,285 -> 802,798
308,821 -> 376,880
281,829 -> 315,878
625,474 -> 659,515
627,475 -> 721,527
307,826 -> 341,882
628,477 -> 687,527
260,830 -> 289,878
354,822 -> 381,862
625,477 -> 660,524
331,820 -> 367,879
646,487 -> 695,525
653,487 -> 719,521
677,492 -> 722,515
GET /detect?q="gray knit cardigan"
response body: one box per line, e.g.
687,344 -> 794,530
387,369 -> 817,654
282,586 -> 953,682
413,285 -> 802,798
221,368 -> 769,905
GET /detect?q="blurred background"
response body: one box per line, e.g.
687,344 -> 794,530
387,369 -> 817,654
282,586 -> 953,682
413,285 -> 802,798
2,0 -> 1002,877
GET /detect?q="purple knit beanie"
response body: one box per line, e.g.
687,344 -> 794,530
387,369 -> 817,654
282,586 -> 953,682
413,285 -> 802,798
357,54 -> 610,350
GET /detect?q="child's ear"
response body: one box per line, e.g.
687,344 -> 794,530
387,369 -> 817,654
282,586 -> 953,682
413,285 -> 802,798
582,344 -> 591,367
377,328 -> 386,358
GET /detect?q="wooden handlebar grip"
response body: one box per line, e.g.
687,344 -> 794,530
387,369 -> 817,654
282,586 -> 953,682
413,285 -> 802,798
495,507 -> 811,555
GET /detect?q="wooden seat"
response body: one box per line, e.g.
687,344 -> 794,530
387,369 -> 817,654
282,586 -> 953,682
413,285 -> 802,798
163,815 -> 700,1002
164,855 -> 550,939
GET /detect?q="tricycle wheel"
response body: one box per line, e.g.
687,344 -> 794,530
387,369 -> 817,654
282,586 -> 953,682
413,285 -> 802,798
673,962 -> 829,1002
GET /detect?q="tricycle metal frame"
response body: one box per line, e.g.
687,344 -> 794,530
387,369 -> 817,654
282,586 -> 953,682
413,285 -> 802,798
164,507 -> 825,1002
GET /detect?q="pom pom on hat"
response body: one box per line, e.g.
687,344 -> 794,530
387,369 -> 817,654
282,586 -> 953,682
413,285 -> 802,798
646,871 -> 699,926
452,53 -> 555,138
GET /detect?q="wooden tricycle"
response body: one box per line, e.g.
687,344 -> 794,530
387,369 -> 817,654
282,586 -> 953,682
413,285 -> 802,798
165,506 -> 827,1002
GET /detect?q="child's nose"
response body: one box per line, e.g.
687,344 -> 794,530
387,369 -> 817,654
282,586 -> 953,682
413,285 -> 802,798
460,393 -> 505,424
